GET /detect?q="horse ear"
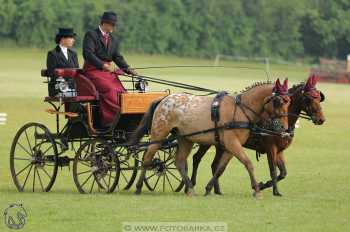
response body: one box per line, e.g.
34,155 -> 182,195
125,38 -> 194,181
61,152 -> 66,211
311,74 -> 318,86
283,78 -> 288,89
304,74 -> 314,91
273,78 -> 281,94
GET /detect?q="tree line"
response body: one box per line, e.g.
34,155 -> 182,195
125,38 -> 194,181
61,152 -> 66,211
1,0 -> 349,61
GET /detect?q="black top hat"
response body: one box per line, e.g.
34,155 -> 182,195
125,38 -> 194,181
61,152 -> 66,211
55,28 -> 76,44
101,11 -> 117,25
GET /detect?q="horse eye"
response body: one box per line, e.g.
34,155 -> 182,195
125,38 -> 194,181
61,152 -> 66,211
273,98 -> 282,108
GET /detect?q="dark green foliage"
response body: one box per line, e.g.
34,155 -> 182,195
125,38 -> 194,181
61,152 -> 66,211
0,0 -> 348,60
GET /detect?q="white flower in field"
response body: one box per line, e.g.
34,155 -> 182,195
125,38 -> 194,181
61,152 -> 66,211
295,119 -> 300,129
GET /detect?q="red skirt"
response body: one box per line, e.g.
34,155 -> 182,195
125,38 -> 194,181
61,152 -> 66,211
83,62 -> 126,126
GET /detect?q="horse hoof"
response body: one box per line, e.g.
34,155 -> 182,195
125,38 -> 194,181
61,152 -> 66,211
214,191 -> 223,195
258,182 -> 265,190
186,188 -> 195,197
204,189 -> 211,196
134,190 -> 141,195
253,191 -> 263,200
273,191 -> 283,197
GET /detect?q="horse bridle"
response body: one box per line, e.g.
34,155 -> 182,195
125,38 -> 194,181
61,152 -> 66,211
235,94 -> 290,124
297,89 -> 325,121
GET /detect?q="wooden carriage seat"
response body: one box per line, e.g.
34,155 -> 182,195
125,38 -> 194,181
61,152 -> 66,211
42,68 -> 98,102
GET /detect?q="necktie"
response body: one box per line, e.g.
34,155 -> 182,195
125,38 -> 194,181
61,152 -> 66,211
103,34 -> 109,47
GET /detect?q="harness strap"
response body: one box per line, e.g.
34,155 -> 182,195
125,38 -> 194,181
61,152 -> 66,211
211,91 -> 228,146
235,94 -> 259,123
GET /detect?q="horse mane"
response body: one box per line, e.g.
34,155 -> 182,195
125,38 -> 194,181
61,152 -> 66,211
239,80 -> 272,93
288,82 -> 305,93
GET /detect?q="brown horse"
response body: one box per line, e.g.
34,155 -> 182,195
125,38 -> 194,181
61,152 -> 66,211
131,79 -> 291,198
190,75 -> 325,196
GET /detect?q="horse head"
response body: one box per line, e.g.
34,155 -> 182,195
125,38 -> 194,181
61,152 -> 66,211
262,78 -> 291,132
302,74 -> 326,125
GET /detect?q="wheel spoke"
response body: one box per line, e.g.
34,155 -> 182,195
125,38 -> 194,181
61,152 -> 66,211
77,170 -> 91,176
42,144 -> 53,156
165,160 -> 175,166
32,166 -> 36,192
17,143 -> 33,157
78,160 -> 91,168
15,163 -> 32,177
41,167 -> 52,179
81,173 -> 93,188
163,173 -> 165,192
145,172 -> 157,181
150,175 -> 161,191
14,157 -> 31,161
166,169 -> 182,183
21,165 -> 33,191
165,172 -> 174,191
108,172 -> 112,190
36,168 -> 45,191
120,171 -> 128,183
89,178 -> 96,193
24,130 -> 34,155
101,176 -> 109,189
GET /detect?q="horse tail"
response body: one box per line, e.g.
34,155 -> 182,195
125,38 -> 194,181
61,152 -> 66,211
129,98 -> 164,145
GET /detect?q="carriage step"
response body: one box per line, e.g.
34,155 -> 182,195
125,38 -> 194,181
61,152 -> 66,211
45,109 -> 78,118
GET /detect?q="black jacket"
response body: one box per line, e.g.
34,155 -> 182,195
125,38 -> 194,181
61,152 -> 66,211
82,28 -> 129,71
46,46 -> 79,96
46,45 -> 79,77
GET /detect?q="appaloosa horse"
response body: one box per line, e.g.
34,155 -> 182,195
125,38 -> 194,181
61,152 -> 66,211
131,79 -> 291,198
190,74 -> 325,196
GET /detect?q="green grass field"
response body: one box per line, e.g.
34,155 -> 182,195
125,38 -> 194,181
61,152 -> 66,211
0,48 -> 349,232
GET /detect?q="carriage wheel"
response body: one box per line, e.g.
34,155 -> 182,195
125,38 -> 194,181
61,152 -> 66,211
73,139 -> 120,194
144,144 -> 184,192
114,145 -> 139,190
10,122 -> 58,192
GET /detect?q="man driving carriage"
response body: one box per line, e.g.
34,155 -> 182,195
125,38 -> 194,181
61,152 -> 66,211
82,11 -> 138,128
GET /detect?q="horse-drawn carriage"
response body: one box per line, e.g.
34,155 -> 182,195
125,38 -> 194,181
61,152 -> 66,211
9,66 -> 325,197
10,68 -> 184,193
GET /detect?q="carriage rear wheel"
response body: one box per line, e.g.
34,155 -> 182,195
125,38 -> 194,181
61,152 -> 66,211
73,139 -> 120,194
114,145 -> 139,190
144,143 -> 184,192
10,122 -> 58,192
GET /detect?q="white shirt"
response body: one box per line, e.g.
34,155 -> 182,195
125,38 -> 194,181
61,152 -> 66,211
59,45 -> 68,60
99,26 -> 108,37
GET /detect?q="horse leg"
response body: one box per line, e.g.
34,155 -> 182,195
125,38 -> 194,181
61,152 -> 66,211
259,152 -> 287,192
135,143 -> 161,195
175,138 -> 194,196
267,147 -> 282,196
277,153 -> 287,181
227,139 -> 262,199
191,145 -> 210,187
204,150 -> 232,196
212,146 -> 224,195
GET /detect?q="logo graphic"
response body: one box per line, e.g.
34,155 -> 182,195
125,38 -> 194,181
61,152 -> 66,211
3,203 -> 27,230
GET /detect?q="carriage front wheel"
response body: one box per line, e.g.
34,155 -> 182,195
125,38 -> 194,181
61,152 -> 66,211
10,122 -> 58,192
73,139 -> 120,194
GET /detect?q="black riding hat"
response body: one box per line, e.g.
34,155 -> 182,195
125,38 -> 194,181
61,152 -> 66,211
101,11 -> 117,25
55,28 -> 76,44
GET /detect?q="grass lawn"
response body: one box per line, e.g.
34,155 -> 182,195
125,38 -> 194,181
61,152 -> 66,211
0,48 -> 349,232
